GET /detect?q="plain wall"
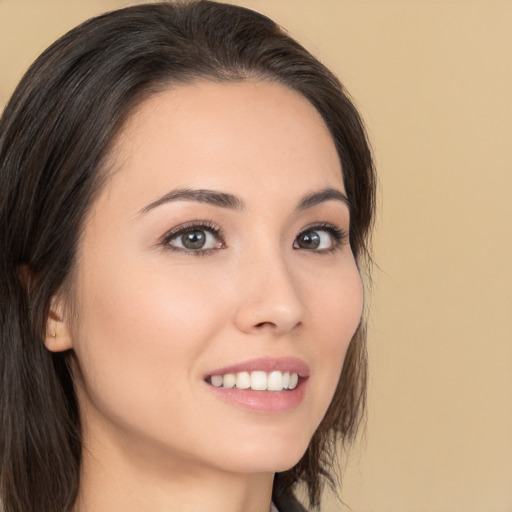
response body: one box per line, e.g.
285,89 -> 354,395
1,1 -> 511,511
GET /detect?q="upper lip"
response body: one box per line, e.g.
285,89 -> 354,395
206,357 -> 310,379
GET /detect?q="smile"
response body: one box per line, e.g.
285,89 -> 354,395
205,358 -> 309,411
207,371 -> 299,391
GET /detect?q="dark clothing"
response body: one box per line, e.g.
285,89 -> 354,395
272,490 -> 308,512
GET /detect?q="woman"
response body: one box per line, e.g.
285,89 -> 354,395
0,2 -> 375,511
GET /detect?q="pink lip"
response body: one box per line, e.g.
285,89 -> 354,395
204,357 -> 309,413
206,357 -> 310,378
207,381 -> 307,412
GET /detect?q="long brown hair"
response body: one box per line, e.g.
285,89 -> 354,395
0,2 -> 375,511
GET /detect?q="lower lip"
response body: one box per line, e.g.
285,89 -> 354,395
206,378 -> 307,412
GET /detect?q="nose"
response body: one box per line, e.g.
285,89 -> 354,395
232,252 -> 305,336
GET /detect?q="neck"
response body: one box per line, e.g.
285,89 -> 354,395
74,426 -> 275,512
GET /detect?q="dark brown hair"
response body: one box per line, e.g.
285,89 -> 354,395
0,2 -> 375,511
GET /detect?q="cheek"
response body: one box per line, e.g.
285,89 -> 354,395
308,253 -> 363,344
70,253 -> 229,422
306,257 -> 364,406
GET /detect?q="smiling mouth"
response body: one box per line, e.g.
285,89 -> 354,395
206,371 -> 300,392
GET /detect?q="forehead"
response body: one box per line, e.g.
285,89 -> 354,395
102,80 -> 344,213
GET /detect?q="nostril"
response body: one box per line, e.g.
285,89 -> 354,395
253,320 -> 302,332
254,321 -> 277,329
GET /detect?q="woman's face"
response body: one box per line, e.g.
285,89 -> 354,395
61,80 -> 363,476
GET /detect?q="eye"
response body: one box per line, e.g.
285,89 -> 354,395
293,224 -> 347,252
161,222 -> 224,254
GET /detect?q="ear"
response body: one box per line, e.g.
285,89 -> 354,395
45,295 -> 73,352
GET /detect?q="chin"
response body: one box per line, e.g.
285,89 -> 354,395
226,454 -> 306,475
209,429 -> 313,475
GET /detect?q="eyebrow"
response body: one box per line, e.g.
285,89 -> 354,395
296,188 -> 350,210
139,188 -> 244,214
138,186 -> 350,214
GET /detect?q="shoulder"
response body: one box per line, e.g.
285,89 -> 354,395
272,490 -> 308,512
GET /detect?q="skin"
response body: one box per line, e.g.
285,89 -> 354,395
46,80 -> 364,512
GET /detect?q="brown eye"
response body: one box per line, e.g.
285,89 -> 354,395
180,230 -> 207,250
293,225 -> 346,252
163,223 -> 223,253
294,230 -> 321,249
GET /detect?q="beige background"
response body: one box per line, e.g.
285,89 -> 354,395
1,1 -> 511,511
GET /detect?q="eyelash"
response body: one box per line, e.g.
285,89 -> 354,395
159,221 -> 348,256
296,222 -> 349,254
159,221 -> 225,256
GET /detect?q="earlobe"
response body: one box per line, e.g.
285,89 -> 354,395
45,297 -> 73,352
17,265 -> 73,351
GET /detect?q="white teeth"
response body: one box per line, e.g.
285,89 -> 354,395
236,371 -> 251,389
267,371 -> 283,391
288,372 -> 299,390
209,371 -> 300,391
250,371 -> 267,390
223,373 -> 236,388
211,375 -> 223,387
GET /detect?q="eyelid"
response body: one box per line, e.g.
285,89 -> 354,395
159,220 -> 225,255
294,222 -> 349,253
157,220 -> 348,255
